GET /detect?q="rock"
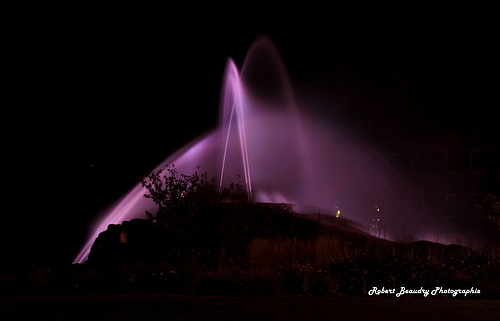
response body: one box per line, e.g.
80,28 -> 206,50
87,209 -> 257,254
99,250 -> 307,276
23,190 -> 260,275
87,219 -> 169,266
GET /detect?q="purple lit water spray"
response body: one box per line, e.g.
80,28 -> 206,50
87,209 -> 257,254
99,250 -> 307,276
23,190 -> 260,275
219,60 -> 252,201
74,38 -> 460,264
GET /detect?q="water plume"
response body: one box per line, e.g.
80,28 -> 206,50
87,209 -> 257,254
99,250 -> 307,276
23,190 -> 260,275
74,37 -> 482,264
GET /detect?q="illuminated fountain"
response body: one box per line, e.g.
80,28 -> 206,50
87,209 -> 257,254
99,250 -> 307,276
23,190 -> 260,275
74,37 -> 312,263
74,37 -> 467,264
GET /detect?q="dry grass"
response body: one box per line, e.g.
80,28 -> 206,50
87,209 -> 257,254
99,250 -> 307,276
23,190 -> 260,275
247,235 -> 349,269
246,232 -> 491,270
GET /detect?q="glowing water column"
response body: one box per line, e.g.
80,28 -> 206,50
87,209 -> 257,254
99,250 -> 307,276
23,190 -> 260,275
219,60 -> 252,201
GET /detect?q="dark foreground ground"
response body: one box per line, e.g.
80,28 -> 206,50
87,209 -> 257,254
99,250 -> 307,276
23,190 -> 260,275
1,294 -> 498,321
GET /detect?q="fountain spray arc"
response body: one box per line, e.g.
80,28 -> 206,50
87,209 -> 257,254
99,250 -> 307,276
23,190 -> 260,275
73,39 -> 291,264
219,60 -> 252,201
75,37 -> 462,264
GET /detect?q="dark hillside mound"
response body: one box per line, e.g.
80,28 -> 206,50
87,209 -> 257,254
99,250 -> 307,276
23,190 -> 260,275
79,206 -> 499,298
5,205 -> 497,297
87,204 -> 322,267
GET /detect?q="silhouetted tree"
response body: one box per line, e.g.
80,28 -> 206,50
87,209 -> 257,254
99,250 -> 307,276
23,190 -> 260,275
142,165 -> 214,238
142,165 -> 218,218
141,165 -> 242,261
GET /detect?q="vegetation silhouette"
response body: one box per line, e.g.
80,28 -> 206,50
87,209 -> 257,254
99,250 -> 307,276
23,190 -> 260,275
2,168 -> 499,297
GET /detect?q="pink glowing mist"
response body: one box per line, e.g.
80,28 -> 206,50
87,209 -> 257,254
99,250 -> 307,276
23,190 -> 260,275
219,60 -> 252,201
74,37 -> 311,263
74,37 -> 471,264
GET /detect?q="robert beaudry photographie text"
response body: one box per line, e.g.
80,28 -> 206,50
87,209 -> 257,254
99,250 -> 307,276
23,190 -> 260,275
368,287 -> 481,297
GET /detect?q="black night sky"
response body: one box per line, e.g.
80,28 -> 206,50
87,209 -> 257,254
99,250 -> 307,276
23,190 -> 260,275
3,6 -> 499,269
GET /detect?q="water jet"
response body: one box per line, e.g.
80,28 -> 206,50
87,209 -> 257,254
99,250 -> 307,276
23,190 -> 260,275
74,37 -> 490,263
